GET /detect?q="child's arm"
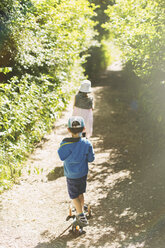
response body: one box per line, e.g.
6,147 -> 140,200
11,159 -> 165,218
87,143 -> 95,162
92,101 -> 94,110
91,96 -> 94,110
73,95 -> 76,107
58,143 -> 71,161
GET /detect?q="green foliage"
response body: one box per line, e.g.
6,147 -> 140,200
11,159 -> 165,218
104,0 -> 165,81
89,0 -> 114,40
104,0 -> 165,139
84,40 -> 112,81
0,0 -> 97,192
0,67 -> 12,74
84,0 -> 114,81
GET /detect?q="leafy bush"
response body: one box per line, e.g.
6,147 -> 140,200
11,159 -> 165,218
0,0 -> 97,192
103,0 -> 165,137
104,0 -> 165,81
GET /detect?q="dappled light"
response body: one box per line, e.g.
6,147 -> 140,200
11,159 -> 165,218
0,0 -> 164,247
1,63 -> 165,247
64,66 -> 165,247
0,60 -> 165,247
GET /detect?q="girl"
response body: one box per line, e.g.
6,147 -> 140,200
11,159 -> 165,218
73,80 -> 94,138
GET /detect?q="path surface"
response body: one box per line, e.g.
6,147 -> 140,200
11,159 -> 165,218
0,63 -> 165,248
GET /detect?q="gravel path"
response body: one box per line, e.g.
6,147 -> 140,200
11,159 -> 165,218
0,63 -> 165,248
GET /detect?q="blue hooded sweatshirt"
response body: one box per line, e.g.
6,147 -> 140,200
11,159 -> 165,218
58,137 -> 95,179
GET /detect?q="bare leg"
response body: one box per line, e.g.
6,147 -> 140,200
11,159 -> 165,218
72,194 -> 84,214
72,197 -> 83,214
78,194 -> 84,211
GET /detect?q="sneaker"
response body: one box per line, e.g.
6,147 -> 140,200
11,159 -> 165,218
76,213 -> 88,227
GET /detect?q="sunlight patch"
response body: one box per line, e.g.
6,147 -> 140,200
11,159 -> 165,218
119,208 -> 138,221
104,169 -> 131,187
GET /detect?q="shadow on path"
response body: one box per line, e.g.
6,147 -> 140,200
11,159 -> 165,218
35,66 -> 165,248
87,67 -> 165,248
35,233 -> 75,248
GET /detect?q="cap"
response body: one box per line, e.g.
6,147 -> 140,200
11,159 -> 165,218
79,80 -> 91,93
68,116 -> 85,128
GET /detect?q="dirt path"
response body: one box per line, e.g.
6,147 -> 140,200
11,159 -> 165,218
1,62 -> 165,248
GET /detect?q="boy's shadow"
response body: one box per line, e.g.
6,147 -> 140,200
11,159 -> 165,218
35,231 -> 84,248
46,166 -> 63,181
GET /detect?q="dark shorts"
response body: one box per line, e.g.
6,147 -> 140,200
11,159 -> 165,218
66,175 -> 87,199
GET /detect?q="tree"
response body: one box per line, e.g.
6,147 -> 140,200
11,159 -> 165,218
84,0 -> 114,81
104,0 -> 165,81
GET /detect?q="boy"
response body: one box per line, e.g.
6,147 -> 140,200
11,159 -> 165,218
58,116 -> 95,226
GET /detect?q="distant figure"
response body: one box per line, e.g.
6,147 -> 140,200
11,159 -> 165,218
73,80 -> 94,138
58,116 -> 95,227
130,100 -> 138,111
